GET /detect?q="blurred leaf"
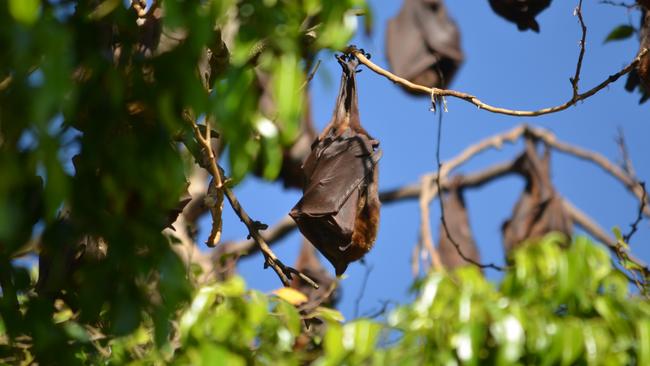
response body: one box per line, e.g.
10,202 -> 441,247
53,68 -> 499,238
272,287 -> 308,306
8,0 -> 40,25
638,320 -> 650,366
63,322 -> 90,343
604,25 -> 634,43
180,285 -> 221,339
306,307 -> 345,323
273,54 -> 303,144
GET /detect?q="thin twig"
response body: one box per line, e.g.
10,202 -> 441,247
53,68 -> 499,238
571,0 -> 587,99
599,0 -> 639,9
432,107 -> 506,271
300,59 -> 321,90
346,46 -> 649,117
624,181 -> 647,243
615,127 -> 637,177
353,263 -> 374,318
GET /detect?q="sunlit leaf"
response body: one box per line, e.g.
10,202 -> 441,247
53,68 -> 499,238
8,0 -> 40,25
272,287 -> 308,306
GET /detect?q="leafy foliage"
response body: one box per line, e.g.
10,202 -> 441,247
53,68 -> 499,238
0,1 -> 366,364
4,236 -> 648,364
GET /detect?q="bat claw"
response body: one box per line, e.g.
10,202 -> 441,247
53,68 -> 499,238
338,243 -> 352,251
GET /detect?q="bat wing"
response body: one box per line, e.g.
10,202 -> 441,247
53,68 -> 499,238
292,131 -> 381,218
290,131 -> 381,274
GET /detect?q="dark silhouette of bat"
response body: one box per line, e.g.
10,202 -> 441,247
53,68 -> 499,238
291,240 -> 338,306
386,0 -> 464,92
488,0 -> 552,32
502,138 -> 572,254
290,55 -> 381,276
625,8 -> 650,103
437,177 -> 481,270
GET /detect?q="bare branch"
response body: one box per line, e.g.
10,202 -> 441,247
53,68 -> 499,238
185,117 -> 317,288
418,174 -> 443,271
212,125 -> 648,278
599,0 -> 639,9
571,0 -> 587,99
347,47 -> 649,117
300,59 -> 321,90
525,126 -> 650,217
615,127 -> 637,177
624,182 -> 647,243
563,199 -> 647,267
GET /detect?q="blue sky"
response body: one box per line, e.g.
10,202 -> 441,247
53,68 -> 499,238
212,0 -> 650,320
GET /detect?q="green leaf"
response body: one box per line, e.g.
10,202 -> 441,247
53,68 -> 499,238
63,322 -> 91,343
9,0 -> 40,25
346,320 -> 381,361
306,307 -> 345,323
604,25 -> 634,43
638,320 -> 650,366
180,285 -> 220,338
273,54 -> 303,144
323,322 -> 345,363
612,226 -> 623,241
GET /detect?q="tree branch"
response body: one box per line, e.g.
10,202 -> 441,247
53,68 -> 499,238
212,125 -> 647,279
418,174 -> 443,271
525,126 -> 650,217
346,46 -> 649,117
185,117 -> 317,288
571,0 -> 587,99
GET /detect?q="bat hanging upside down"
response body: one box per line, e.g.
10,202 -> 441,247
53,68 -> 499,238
290,53 -> 382,276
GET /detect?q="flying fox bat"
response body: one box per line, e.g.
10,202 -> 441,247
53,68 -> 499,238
625,9 -> 650,104
289,55 -> 381,276
488,0 -> 552,32
437,177 -> 481,270
386,0 -> 464,92
502,138 -> 572,254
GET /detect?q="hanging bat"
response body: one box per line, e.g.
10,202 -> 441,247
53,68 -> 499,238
488,0 -> 552,32
289,55 -> 381,276
437,177 -> 481,270
386,0 -> 464,92
502,138 -> 572,254
625,9 -> 650,104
